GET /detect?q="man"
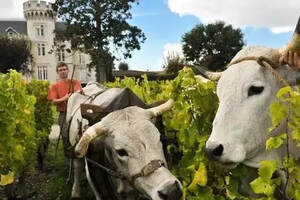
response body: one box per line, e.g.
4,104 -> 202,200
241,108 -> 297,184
279,51 -> 300,69
48,62 -> 82,156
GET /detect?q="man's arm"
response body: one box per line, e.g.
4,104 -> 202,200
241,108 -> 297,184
51,93 -> 70,104
48,83 -> 70,105
279,51 -> 300,70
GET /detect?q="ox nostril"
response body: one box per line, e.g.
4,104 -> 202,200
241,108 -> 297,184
212,144 -> 224,157
158,181 -> 182,200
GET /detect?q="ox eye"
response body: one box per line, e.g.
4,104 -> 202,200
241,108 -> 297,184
116,149 -> 128,157
248,86 -> 264,97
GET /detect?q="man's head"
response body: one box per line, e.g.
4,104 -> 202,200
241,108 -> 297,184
57,62 -> 69,80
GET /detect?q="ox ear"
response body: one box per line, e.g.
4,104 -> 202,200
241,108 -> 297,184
147,99 -> 174,117
75,121 -> 108,158
195,65 -> 223,81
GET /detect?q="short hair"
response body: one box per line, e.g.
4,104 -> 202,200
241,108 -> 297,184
56,62 -> 68,72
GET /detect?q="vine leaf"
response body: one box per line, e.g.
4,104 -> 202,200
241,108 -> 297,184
0,172 -> 14,186
266,133 -> 286,150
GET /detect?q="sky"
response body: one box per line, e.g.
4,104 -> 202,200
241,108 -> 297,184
0,0 -> 299,71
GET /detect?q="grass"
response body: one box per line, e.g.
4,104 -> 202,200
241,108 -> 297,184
1,139 -> 95,200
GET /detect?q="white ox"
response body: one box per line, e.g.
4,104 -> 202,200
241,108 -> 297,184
66,83 -> 182,200
202,18 -> 300,169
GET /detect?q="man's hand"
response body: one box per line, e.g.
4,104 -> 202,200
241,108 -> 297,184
279,51 -> 300,70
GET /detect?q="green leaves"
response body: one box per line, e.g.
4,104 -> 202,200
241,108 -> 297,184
250,160 -> 280,198
269,101 -> 287,132
0,171 -> 14,186
0,70 -> 36,177
0,71 -> 53,184
266,133 -> 286,150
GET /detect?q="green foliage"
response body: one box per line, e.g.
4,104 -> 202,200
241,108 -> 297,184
266,133 -> 287,150
0,35 -> 31,73
250,86 -> 300,199
0,71 -> 54,186
52,0 -> 146,82
26,80 -> 54,144
0,70 -> 36,179
250,160 -> 281,198
182,21 -> 244,71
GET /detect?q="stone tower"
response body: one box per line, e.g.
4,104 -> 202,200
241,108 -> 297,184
23,0 -> 57,82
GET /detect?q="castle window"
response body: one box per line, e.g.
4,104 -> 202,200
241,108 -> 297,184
79,53 -> 85,64
77,67 -> 87,82
37,65 -> 48,80
37,43 -> 46,56
36,25 -> 45,36
57,49 -> 65,61
40,25 -> 44,36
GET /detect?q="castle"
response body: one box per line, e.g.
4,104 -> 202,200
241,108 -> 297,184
0,0 -> 96,83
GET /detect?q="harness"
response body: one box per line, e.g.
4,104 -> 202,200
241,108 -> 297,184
227,56 -> 289,87
86,157 -> 165,184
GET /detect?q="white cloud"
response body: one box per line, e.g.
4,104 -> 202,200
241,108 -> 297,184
157,43 -> 183,68
163,43 -> 184,58
168,0 -> 299,34
0,0 -> 55,19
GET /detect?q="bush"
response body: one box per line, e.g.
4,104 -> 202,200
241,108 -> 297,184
0,71 -> 54,185
26,80 -> 54,144
0,70 -> 36,184
118,62 -> 129,71
163,52 -> 185,74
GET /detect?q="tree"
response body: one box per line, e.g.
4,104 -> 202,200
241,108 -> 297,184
163,52 -> 185,74
118,62 -> 129,71
182,21 -> 244,71
0,35 -> 31,73
52,0 -> 146,83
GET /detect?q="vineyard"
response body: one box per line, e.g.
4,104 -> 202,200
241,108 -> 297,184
1,68 -> 300,199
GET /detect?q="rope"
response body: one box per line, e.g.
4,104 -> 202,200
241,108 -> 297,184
227,56 -> 289,87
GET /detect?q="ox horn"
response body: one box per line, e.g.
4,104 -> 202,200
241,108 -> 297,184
148,99 -> 174,117
279,16 -> 300,55
74,121 -> 107,158
195,65 -> 222,81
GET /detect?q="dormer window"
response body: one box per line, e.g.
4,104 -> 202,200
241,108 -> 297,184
5,27 -> 18,37
8,31 -> 15,37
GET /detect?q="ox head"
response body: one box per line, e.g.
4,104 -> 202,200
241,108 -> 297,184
202,17 -> 300,168
75,100 -> 182,200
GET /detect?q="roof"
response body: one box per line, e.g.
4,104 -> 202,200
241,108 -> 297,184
55,22 -> 67,31
0,20 -> 27,35
0,20 -> 67,35
112,70 -> 177,81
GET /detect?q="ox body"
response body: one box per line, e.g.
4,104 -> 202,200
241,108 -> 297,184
66,83 -> 182,200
